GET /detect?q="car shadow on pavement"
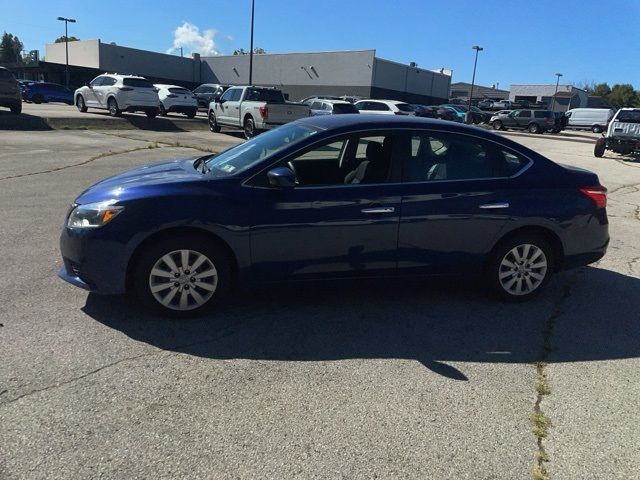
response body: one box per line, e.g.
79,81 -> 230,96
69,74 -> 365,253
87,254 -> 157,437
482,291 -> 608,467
0,111 -> 53,130
82,266 -> 640,380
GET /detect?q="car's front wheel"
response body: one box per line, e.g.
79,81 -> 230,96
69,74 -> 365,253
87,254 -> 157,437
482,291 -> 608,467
528,123 -> 541,134
594,137 -> 606,157
208,111 -> 220,132
76,95 -> 88,112
133,235 -> 231,316
592,125 -> 603,134
492,120 -> 503,130
108,97 -> 121,117
485,233 -> 554,302
10,102 -> 22,114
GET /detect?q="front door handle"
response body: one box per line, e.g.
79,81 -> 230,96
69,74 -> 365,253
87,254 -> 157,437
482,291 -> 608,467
479,203 -> 510,209
361,207 -> 395,214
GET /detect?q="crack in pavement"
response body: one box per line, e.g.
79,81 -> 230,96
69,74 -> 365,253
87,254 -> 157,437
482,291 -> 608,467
531,275 -> 577,480
0,146 -> 166,182
0,318 -> 251,408
94,130 -> 221,154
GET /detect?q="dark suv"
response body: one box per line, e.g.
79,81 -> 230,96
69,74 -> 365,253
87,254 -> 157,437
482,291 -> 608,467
0,67 -> 22,114
492,109 -> 556,134
193,83 -> 229,110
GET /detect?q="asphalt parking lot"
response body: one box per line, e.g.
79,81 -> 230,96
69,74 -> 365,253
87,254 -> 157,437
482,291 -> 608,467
1,125 -> 639,479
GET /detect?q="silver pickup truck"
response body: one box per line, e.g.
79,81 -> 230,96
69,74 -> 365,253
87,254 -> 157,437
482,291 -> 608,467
208,86 -> 310,139
594,108 -> 640,157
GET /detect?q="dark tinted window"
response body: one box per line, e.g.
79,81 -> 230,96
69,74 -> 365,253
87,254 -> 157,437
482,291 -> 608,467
615,110 -> 640,123
169,87 -> 191,94
101,77 -> 117,86
355,102 -> 371,110
123,78 -> 153,88
371,102 -> 391,111
402,132 -> 529,182
534,110 -> 553,119
90,76 -> 104,87
244,88 -> 285,102
515,110 -> 531,118
396,103 -> 414,112
332,103 -> 359,114
220,88 -> 236,101
231,89 -> 243,101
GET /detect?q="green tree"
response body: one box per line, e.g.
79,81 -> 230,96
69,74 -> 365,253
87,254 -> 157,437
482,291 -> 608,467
233,47 -> 266,55
0,32 -> 24,63
54,36 -> 80,43
608,84 -> 637,108
592,83 -> 611,98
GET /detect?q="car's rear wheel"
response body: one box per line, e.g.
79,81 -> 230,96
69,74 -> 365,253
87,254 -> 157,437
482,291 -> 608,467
186,109 -> 197,118
208,111 -> 220,132
159,103 -> 167,116
108,97 -> 121,117
485,233 -> 554,302
32,94 -> 44,104
76,95 -> 87,113
10,103 -> 21,114
146,108 -> 158,119
133,235 -> 231,316
528,123 -> 541,134
492,120 -> 503,130
592,125 -> 603,133
244,116 -> 256,139
594,137 -> 606,157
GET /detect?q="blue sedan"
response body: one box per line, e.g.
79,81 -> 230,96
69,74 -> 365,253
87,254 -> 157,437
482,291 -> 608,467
21,82 -> 73,105
58,115 -> 609,315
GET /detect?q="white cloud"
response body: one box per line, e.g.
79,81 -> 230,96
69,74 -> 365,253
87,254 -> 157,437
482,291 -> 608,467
167,22 -> 220,56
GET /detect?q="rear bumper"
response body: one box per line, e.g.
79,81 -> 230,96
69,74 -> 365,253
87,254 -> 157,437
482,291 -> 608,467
165,104 -> 197,113
122,105 -> 158,113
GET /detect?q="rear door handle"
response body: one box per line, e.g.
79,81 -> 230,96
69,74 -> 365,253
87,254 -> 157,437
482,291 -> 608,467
479,203 -> 509,209
361,207 -> 395,214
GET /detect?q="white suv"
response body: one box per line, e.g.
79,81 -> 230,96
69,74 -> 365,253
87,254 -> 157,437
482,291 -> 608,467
155,84 -> 198,118
74,74 -> 160,118
354,99 -> 415,115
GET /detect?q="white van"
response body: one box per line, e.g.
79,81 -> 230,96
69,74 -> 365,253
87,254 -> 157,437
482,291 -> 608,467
565,108 -> 615,133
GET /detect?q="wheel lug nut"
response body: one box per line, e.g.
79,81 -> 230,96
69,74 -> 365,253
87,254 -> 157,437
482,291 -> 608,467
174,273 -> 180,278
173,282 -> 179,287
185,270 -> 190,275
190,277 -> 196,282
184,285 -> 190,290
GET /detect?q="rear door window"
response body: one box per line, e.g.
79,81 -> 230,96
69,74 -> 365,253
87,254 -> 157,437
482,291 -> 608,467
101,77 -> 117,87
123,78 -> 153,88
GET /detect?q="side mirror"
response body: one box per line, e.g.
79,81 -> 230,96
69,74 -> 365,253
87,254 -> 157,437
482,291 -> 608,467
215,97 -> 223,104
267,167 -> 296,188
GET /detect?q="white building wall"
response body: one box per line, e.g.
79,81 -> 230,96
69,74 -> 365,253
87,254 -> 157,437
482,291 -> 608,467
45,39 -> 100,69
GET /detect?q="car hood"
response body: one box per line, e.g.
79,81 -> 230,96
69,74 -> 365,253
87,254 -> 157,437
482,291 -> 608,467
75,156 -> 208,204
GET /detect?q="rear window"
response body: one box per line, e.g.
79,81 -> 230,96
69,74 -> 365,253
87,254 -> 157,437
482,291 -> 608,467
395,103 -> 415,113
332,103 -> 359,114
616,110 -> 640,123
168,87 -> 191,95
123,78 -> 154,88
244,88 -> 285,103
534,111 -> 553,118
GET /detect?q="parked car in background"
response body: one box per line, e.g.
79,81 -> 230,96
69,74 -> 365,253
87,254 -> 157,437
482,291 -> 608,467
478,99 -> 495,109
492,100 -> 512,109
20,82 -> 73,105
309,99 -> 359,116
594,108 -> 640,157
492,109 -> 557,133
512,100 -> 530,109
444,104 -> 489,124
58,115 -> 609,315
409,105 -> 438,119
339,95 -> 366,104
301,95 -> 343,105
354,99 -> 415,115
18,79 -> 35,95
208,85 -> 310,139
423,105 -> 461,122
193,84 -> 229,110
565,108 -> 615,133
74,74 -> 160,118
0,67 -> 22,114
439,105 -> 466,122
155,84 -> 198,118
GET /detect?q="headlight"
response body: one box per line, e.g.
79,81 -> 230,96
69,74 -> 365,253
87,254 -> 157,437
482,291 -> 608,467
67,200 -> 124,228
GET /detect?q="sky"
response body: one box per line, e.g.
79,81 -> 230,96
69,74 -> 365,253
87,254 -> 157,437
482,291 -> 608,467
2,0 -> 639,89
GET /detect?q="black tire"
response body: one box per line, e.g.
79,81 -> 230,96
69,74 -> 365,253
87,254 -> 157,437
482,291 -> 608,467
492,120 -> 503,130
485,233 -> 555,302
244,116 -> 256,139
108,97 -> 121,117
10,103 -> 21,114
146,108 -> 158,119
592,125 -> 603,134
208,111 -> 220,132
186,109 -> 197,119
159,103 -> 167,116
528,123 -> 541,134
32,94 -> 44,104
594,138 -> 606,158
76,95 -> 87,113
132,234 -> 232,317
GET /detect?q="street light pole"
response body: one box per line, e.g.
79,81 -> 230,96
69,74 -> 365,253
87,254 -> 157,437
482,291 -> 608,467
467,45 -> 483,122
56,16 -> 76,89
249,0 -> 255,86
551,72 -> 563,112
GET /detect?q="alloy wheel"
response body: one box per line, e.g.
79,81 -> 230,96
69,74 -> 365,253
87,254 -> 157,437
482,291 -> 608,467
148,249 -> 218,311
498,244 -> 548,296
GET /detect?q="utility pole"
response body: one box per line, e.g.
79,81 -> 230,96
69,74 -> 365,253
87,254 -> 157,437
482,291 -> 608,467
551,72 -> 563,112
467,45 -> 483,123
180,47 -> 183,57
249,0 -> 255,86
57,16 -> 76,88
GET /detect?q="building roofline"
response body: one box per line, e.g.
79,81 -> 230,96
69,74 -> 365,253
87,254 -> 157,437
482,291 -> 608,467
202,49 -> 376,59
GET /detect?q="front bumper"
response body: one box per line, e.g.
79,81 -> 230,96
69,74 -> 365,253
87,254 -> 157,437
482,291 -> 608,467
58,226 -> 130,295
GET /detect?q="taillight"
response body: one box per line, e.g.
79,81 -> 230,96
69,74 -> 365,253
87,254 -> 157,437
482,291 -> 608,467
580,186 -> 607,208
259,106 -> 268,119
118,87 -> 133,91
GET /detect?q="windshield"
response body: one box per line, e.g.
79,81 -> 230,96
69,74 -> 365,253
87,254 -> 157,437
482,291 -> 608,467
616,110 -> 640,123
204,123 -> 319,177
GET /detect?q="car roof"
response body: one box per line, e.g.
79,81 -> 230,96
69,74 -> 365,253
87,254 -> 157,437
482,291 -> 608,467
154,84 -> 187,89
318,99 -> 352,105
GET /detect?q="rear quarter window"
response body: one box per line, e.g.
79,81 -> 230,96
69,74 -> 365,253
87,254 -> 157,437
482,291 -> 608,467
534,111 -> 553,119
